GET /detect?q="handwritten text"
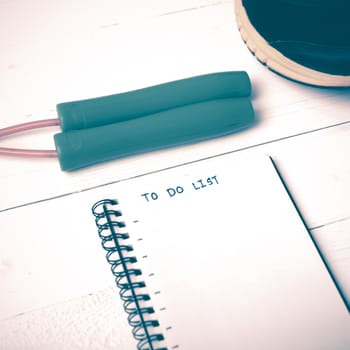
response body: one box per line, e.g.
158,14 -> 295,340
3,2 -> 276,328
141,175 -> 219,202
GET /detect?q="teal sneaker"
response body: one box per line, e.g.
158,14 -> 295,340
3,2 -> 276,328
235,0 -> 350,87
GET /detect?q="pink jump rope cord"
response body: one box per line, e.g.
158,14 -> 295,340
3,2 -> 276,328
0,118 -> 59,158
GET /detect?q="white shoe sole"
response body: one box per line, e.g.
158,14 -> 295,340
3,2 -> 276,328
234,0 -> 350,87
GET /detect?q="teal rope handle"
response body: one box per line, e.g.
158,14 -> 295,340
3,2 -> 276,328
56,71 -> 251,132
54,97 -> 255,171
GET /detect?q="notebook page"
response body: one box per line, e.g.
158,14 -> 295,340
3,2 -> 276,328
1,154 -> 348,349
113,155 -> 350,350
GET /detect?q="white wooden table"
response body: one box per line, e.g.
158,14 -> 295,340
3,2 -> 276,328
0,1 -> 349,349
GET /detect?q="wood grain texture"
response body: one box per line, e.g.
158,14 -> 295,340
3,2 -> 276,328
0,0 -> 349,348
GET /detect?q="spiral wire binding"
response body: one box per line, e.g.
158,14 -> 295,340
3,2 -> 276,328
92,199 -> 167,350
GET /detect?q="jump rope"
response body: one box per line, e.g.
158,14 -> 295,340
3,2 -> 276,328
0,71 -> 255,171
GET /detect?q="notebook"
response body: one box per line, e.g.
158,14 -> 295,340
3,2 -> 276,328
90,154 -> 349,350
1,154 -> 349,349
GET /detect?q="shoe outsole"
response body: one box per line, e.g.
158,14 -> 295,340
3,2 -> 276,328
234,0 -> 350,87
